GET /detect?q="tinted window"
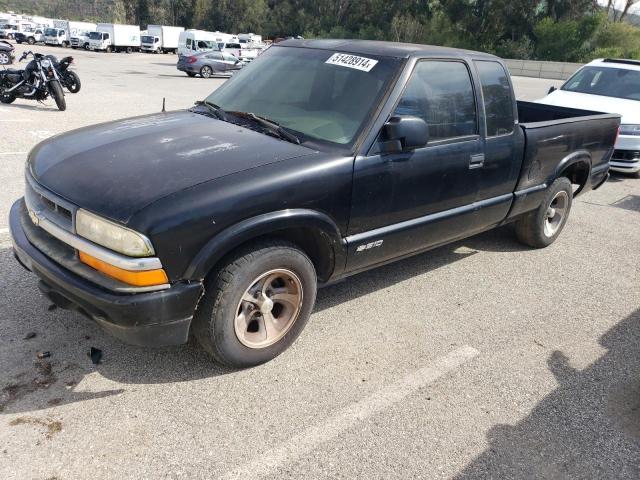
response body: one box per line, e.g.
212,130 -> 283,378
395,61 -> 477,141
562,66 -> 640,101
475,61 -> 514,136
186,38 -> 192,48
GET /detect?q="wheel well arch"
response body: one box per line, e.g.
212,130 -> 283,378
555,150 -> 591,196
184,209 -> 346,283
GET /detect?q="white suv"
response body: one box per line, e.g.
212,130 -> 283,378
537,58 -> 640,176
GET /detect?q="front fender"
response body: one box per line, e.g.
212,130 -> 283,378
183,209 -> 347,281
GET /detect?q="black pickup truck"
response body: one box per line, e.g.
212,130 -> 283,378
10,40 -> 620,367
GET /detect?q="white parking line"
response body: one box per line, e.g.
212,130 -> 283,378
222,345 -> 480,480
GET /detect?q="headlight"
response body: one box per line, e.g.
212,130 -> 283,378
76,209 -> 155,257
41,59 -> 51,68
619,124 -> 640,136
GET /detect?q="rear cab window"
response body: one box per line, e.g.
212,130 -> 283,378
394,60 -> 478,142
474,60 -> 515,137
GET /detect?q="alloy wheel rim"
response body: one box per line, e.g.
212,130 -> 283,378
202,67 -> 212,77
0,52 -> 8,63
234,269 -> 303,349
544,191 -> 569,237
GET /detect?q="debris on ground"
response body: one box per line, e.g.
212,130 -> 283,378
23,332 -> 37,340
36,351 -> 51,359
89,347 -> 102,365
9,416 -> 63,439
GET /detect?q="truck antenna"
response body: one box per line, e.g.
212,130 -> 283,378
162,97 -> 166,113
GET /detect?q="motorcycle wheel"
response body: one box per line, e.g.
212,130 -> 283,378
65,71 -> 81,93
0,92 -> 16,104
49,80 -> 66,111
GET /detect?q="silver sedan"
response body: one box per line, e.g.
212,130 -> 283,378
177,50 -> 243,78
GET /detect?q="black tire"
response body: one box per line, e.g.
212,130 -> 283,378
126,46 -> 133,54
27,37 -> 35,45
0,52 -> 10,65
105,46 -> 112,53
62,41 -> 69,48
515,177 -> 573,248
193,239 -> 317,368
64,71 -> 81,93
48,80 -> 66,111
186,72 -> 196,77
200,65 -> 213,78
84,43 -> 89,50
0,91 -> 16,104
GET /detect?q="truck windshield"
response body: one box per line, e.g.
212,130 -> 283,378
205,46 -> 402,147
44,28 -> 56,36
88,31 -> 102,40
141,35 -> 154,43
562,66 -> 640,101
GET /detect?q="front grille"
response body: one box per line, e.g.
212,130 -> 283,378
612,150 -> 640,163
25,174 -> 76,232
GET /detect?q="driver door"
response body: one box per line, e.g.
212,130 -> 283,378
347,59 -> 486,272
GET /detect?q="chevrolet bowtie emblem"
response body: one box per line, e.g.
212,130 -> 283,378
28,209 -> 40,226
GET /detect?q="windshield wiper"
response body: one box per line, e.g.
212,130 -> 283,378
228,111 -> 301,145
194,100 -> 227,121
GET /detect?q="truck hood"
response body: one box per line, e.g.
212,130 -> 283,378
28,110 -> 315,223
536,90 -> 640,125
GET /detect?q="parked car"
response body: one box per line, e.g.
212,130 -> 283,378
177,50 -> 242,77
14,28 -> 44,45
537,58 -> 640,176
0,40 -> 14,65
217,41 -> 242,59
9,40 -> 619,368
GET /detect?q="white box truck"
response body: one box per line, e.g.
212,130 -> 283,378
177,30 -> 220,57
141,25 -> 184,54
45,20 -> 96,47
89,23 -> 141,53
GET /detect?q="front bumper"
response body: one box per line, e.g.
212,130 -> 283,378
9,199 -> 203,347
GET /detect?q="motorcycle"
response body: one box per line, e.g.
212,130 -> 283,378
46,55 -> 81,93
0,51 -> 66,111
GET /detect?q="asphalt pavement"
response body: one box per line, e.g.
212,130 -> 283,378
0,43 -> 638,480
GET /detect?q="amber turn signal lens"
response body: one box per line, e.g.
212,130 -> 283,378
79,251 -> 168,287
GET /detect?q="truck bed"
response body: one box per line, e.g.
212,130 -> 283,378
506,101 -> 620,220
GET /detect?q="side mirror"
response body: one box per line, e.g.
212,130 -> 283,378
548,86 -> 557,94
381,116 -> 429,153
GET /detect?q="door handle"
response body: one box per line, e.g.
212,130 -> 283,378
469,154 -> 485,169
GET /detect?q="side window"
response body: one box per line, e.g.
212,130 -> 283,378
104,33 -> 109,40
394,61 -> 477,141
475,61 -> 515,137
186,38 -> 192,48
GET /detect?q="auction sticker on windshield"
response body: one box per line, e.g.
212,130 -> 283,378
326,53 -> 378,72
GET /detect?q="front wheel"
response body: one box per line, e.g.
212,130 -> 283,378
515,177 -> 573,248
193,240 -> 317,368
0,51 -> 11,65
0,91 -> 16,104
48,80 -> 66,111
105,46 -> 112,53
64,71 -> 81,93
27,37 -> 35,45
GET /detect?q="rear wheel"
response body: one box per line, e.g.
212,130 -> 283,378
200,65 -> 213,78
83,43 -> 89,50
515,177 -> 572,248
27,37 -> 35,45
62,41 -> 69,48
126,46 -> 133,54
64,71 -> 81,93
193,240 -> 317,368
48,80 -> 66,111
0,52 -> 10,65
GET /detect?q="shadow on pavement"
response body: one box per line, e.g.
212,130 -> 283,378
455,308 -> 640,479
